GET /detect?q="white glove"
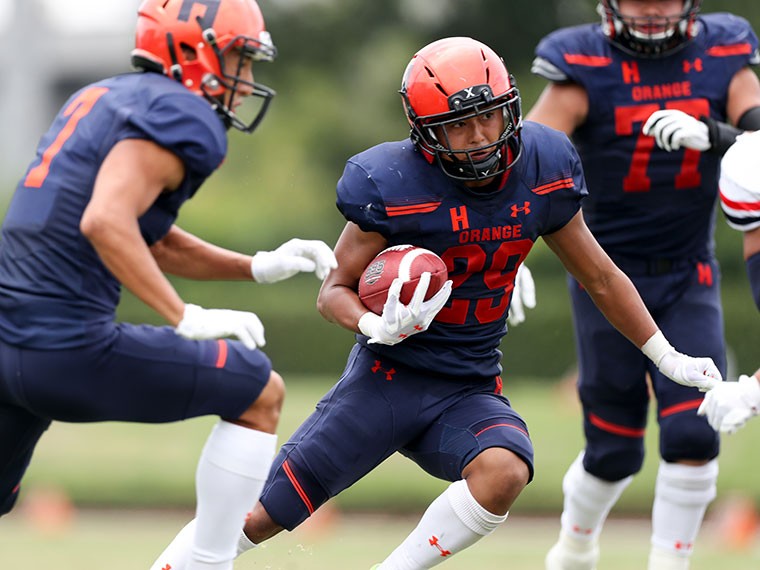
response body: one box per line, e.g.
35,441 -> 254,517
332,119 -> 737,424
251,238 -> 337,284
507,264 -> 536,326
698,374 -> 760,434
358,272 -> 453,346
175,303 -> 265,350
642,109 -> 710,152
641,330 -> 721,391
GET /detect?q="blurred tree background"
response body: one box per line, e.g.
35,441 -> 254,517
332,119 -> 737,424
2,0 -> 759,380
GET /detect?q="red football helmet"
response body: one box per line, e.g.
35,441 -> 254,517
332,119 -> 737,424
400,37 -> 522,183
131,0 -> 277,133
599,0 -> 701,58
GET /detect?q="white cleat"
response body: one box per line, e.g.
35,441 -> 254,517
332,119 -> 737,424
545,535 -> 599,570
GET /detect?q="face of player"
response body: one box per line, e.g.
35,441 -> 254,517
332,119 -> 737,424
616,0 -> 685,38
436,108 -> 506,187
222,48 -> 256,109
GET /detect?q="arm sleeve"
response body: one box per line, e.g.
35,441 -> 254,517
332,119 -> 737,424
336,159 -> 391,236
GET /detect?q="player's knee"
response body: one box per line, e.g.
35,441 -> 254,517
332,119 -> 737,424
660,415 -> 719,462
584,446 -> 643,481
463,448 -> 529,514
238,370 -> 285,432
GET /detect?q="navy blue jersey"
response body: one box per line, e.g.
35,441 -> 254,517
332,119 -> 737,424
337,122 -> 586,378
533,13 -> 759,259
0,72 -> 227,348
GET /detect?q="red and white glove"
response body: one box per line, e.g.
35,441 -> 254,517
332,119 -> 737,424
175,303 -> 265,350
642,109 -> 710,152
641,330 -> 722,391
358,272 -> 452,346
251,238 -> 337,284
507,264 -> 536,327
698,374 -> 760,434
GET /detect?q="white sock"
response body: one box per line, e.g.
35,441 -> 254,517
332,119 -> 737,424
151,518 -> 258,570
559,453 -> 633,543
649,460 -> 718,569
187,421 -> 276,570
379,480 -> 507,569
150,518 -> 196,570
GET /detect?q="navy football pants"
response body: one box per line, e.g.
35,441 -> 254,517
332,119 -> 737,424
0,323 -> 271,515
569,257 -> 723,481
259,343 -> 535,531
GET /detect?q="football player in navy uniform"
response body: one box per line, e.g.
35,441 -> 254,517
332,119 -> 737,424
698,131 -> 760,434
527,1 -> 760,569
152,36 -> 721,570
0,1 -> 336,568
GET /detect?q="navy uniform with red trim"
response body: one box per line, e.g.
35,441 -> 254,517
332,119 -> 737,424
532,12 -> 759,478
0,71 -> 272,511
258,120 -> 585,530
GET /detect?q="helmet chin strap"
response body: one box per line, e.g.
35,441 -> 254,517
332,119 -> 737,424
439,148 -> 503,181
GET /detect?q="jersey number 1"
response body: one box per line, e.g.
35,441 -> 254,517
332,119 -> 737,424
615,98 -> 710,192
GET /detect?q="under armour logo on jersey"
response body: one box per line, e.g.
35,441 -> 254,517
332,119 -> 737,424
371,360 -> 396,381
429,535 -> 452,557
682,58 -> 703,73
510,201 -> 531,217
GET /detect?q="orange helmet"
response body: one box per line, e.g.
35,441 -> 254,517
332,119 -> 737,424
599,0 -> 701,58
399,37 -> 522,182
131,0 -> 277,132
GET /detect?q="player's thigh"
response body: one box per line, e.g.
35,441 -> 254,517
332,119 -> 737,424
260,344 -> 454,530
652,274 -> 722,461
403,385 -> 535,483
11,324 -> 272,423
0,402 -> 50,515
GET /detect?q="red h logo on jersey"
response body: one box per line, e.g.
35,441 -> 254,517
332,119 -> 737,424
621,61 -> 641,84
511,201 -> 531,217
450,206 -> 469,231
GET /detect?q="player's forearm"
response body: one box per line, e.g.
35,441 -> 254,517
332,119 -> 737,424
151,225 -> 254,281
82,216 -> 185,325
316,282 -> 368,334
584,269 -> 659,349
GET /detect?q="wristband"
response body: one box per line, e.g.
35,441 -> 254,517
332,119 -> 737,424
747,251 -> 760,312
701,115 -> 743,156
357,312 -> 378,337
641,330 -> 673,366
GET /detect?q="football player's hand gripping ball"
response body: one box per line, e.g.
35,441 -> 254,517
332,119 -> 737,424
175,303 -> 266,350
251,238 -> 338,283
507,263 -> 536,326
642,109 -> 710,152
358,272 -> 453,346
698,375 -> 760,434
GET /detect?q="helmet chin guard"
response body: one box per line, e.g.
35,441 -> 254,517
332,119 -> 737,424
400,37 -> 523,183
598,0 -> 701,58
132,0 -> 277,133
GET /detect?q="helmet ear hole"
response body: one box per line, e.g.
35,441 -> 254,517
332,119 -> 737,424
179,43 -> 197,62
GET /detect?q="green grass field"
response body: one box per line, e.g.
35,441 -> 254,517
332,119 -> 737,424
1,508 -> 759,569
4,376 -> 760,568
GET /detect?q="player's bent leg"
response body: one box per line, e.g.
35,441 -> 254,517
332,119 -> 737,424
378,448 -> 528,569
186,370 -> 283,570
